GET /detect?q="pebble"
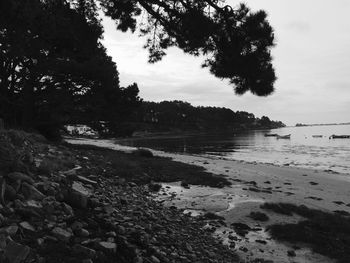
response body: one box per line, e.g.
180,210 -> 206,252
51,227 -> 72,243
97,241 -> 117,254
19,221 -> 36,232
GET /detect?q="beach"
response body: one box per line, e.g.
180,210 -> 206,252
67,138 -> 350,263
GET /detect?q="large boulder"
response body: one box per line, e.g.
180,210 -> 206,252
65,181 -> 91,208
21,182 -> 45,201
2,240 -> 30,263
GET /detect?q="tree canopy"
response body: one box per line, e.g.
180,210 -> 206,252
0,0 -> 276,139
0,0 -> 141,138
133,100 -> 285,132
99,0 -> 276,96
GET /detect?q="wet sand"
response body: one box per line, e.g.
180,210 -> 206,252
157,152 -> 350,262
67,138 -> 350,262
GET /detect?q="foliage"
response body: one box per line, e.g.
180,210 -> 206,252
1,0 -> 277,139
100,0 -> 277,96
0,0 -> 141,139
132,100 -> 285,132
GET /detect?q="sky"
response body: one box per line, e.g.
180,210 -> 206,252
101,0 -> 350,126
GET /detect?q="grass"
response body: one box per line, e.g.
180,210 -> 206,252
66,143 -> 231,188
261,202 -> 350,263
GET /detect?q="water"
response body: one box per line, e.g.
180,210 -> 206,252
117,124 -> 350,175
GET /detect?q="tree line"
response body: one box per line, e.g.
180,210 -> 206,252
1,0 -> 276,139
130,101 -> 285,133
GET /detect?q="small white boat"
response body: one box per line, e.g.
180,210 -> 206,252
277,134 -> 291,139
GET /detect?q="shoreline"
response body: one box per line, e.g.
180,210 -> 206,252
0,130 -> 241,263
67,138 -> 350,262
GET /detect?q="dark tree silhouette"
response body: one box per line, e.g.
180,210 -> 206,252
99,0 -> 276,96
1,0 -> 276,139
134,101 -> 285,132
0,0 -> 141,138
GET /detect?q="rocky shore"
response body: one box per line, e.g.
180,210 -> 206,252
67,138 -> 350,263
0,130 -> 239,263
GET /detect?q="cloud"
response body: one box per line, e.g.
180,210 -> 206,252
286,21 -> 311,33
323,81 -> 350,91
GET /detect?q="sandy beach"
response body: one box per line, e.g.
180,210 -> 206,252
66,138 -> 350,262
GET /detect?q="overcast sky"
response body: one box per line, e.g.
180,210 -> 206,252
101,0 -> 350,126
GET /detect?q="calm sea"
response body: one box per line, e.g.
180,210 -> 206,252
117,125 -> 350,175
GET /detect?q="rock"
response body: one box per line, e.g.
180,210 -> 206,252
106,231 -> 116,237
0,234 -> 7,249
231,223 -> 251,237
0,213 -> 4,226
62,202 -> 74,216
37,238 -> 45,247
21,182 -> 45,200
6,172 -> 34,184
150,255 -> 161,263
239,246 -> 248,253
287,250 -> 296,257
63,168 -> 77,178
4,184 -> 17,201
77,175 -> 98,186
73,244 -> 96,258
51,227 -> 72,243
79,228 -> 90,237
71,221 -> 83,232
3,240 -> 30,263
66,181 -> 91,208
255,239 -> 267,245
0,225 -> 18,236
116,225 -> 126,235
17,200 -> 43,218
97,241 -> 117,254
180,181 -> 190,189
185,243 -> 193,253
120,198 -> 127,205
19,221 -> 36,233
36,182 -> 56,196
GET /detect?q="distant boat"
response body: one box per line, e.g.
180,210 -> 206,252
312,135 -> 323,138
329,134 -> 350,139
277,134 -> 291,139
264,133 -> 278,137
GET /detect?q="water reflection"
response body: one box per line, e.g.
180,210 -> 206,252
117,125 -> 350,174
